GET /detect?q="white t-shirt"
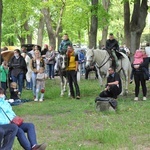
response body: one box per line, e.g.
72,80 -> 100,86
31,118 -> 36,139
145,46 -> 150,57
36,59 -> 40,71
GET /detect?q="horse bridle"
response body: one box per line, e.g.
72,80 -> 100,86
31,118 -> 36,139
87,49 -> 111,69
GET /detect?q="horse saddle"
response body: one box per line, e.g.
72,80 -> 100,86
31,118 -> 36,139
116,51 -> 124,59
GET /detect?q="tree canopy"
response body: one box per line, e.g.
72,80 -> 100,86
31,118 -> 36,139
0,0 -> 149,53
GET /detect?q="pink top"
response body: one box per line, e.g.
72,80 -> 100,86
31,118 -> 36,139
133,50 -> 147,64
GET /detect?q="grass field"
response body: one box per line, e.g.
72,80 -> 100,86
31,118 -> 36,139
12,75 -> 150,150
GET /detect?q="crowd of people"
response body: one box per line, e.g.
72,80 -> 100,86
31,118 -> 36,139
0,33 -> 150,149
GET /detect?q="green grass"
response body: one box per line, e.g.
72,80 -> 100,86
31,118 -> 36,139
12,76 -> 150,150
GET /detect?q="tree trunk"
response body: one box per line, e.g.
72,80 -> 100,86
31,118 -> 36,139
57,26 -> 62,51
124,1 -> 130,49
0,0 -> 2,64
42,7 -> 56,48
89,0 -> 98,49
130,0 -> 148,55
78,30 -> 81,47
100,26 -> 108,48
42,0 -> 66,49
100,0 -> 110,48
27,33 -> 32,44
24,20 -> 32,44
18,36 -> 26,45
37,15 -> 44,46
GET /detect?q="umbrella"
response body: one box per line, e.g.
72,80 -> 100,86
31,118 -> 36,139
1,50 -> 14,62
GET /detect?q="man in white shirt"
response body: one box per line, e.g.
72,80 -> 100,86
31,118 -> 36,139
145,43 -> 150,59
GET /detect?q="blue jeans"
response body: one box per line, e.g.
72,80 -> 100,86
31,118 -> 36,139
48,64 -> 54,78
31,72 -> 37,96
11,73 -> 24,93
26,80 -> 33,90
0,124 -> 18,150
1,82 -> 7,95
17,123 -> 37,150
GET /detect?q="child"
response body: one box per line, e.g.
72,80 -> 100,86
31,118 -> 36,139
10,82 -> 20,101
34,67 -> 47,102
130,49 -> 149,83
0,61 -> 8,95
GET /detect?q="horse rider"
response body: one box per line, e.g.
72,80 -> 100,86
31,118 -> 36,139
106,33 -> 119,69
59,33 -> 72,54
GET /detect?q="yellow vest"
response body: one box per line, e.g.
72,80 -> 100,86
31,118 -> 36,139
66,52 -> 76,70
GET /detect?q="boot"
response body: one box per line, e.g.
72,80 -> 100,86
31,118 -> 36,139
112,50 -> 119,67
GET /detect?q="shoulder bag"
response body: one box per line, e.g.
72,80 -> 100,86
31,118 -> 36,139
0,107 -> 23,126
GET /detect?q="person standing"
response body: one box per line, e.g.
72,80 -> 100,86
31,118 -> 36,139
85,64 -> 98,80
132,51 -> 149,101
106,33 -> 119,68
35,67 -> 47,102
99,66 -> 122,99
59,33 -> 72,54
78,49 -> 85,76
66,46 -> 80,99
45,46 -> 55,79
9,49 -> 27,96
31,50 -> 45,100
41,44 -> 49,75
145,43 -> 150,75
0,61 -> 8,95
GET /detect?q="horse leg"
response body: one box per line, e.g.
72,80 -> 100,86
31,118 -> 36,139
63,77 -> 67,92
67,82 -> 71,97
96,67 -> 103,86
120,69 -> 128,96
124,70 -> 129,95
60,76 -> 65,97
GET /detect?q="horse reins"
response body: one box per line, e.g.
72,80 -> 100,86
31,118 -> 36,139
92,50 -> 111,69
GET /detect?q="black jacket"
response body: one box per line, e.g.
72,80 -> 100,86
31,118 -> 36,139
9,56 -> 27,77
106,39 -> 119,51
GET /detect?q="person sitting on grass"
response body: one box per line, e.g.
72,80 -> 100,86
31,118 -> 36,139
10,82 -> 20,101
0,87 -> 47,150
34,67 -> 47,102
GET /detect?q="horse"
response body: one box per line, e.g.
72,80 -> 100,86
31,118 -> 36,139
55,54 -> 70,97
85,49 -> 132,95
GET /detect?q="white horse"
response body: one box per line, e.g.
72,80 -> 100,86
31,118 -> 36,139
85,49 -> 132,95
55,54 -> 70,97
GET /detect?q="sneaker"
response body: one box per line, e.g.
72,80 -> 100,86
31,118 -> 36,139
39,99 -> 43,102
134,97 -> 138,101
32,143 -> 47,150
130,80 -> 133,84
143,97 -> 147,101
76,96 -> 80,99
70,95 -> 75,99
34,98 -> 38,102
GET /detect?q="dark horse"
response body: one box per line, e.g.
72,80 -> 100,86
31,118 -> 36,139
55,54 -> 70,97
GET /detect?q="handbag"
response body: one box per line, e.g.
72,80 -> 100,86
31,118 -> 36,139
0,107 -> 23,126
95,97 -> 117,109
11,116 -> 23,126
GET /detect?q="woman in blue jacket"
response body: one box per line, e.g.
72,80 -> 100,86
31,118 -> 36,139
0,88 -> 46,150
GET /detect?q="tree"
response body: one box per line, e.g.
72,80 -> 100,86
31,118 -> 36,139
124,0 -> 148,55
41,0 -> 66,49
89,0 -> 98,49
0,0 -> 2,55
99,0 -> 110,48
37,14 -> 44,46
